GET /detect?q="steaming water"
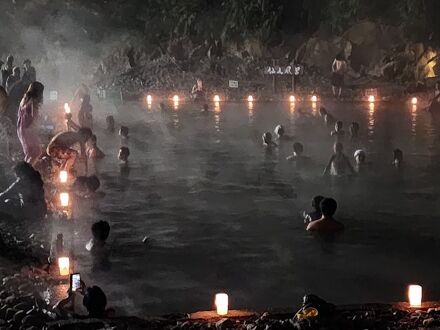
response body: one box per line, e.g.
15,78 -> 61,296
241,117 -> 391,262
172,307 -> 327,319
63,100 -> 440,316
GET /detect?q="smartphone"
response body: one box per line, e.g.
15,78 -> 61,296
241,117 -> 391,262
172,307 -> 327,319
70,273 -> 81,292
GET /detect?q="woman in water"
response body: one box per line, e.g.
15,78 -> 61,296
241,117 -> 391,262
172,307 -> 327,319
17,81 -> 44,165
77,94 -> 93,129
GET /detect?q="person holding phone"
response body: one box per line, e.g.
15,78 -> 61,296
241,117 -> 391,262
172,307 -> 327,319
53,278 -> 109,318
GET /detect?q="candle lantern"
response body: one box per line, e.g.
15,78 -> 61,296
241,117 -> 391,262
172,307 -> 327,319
215,293 -> 228,316
368,95 -> 375,103
289,95 -> 296,103
173,95 -> 179,103
247,95 -> 254,102
311,95 -> 317,102
146,95 -> 152,105
408,285 -> 422,307
60,192 -> 69,207
411,97 -> 417,105
58,257 -> 70,276
59,170 -> 68,183
214,95 -> 220,102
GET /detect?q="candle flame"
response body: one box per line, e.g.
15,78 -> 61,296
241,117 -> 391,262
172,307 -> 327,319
146,95 -> 152,104
368,95 -> 375,103
60,192 -> 69,207
247,95 -> 254,102
173,95 -> 179,103
214,95 -> 220,102
59,170 -> 68,183
215,293 -> 228,316
311,95 -> 317,102
64,103 -> 71,114
289,95 -> 296,103
411,97 -> 417,105
408,285 -> 422,307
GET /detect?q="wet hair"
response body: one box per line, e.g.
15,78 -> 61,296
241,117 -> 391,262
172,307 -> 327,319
319,107 -> 327,116
21,81 -> 44,106
87,175 -> 100,192
312,195 -> 325,212
12,66 -> 20,76
274,125 -> 284,136
262,132 -> 272,144
91,220 -> 110,242
393,149 -> 403,161
335,52 -> 345,61
354,149 -> 366,162
119,147 -> 130,159
6,55 -> 13,64
320,198 -> 337,217
83,286 -> 107,317
335,121 -> 343,130
78,127 -> 93,141
13,161 -> 44,186
293,142 -> 304,154
106,115 -> 115,130
119,126 -> 129,137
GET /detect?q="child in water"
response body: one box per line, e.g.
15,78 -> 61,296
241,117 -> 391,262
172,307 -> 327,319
302,195 -> 325,224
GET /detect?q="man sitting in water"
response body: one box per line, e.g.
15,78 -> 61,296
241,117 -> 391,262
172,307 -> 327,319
302,195 -> 324,224
307,198 -> 344,232
323,142 -> 355,177
191,78 -> 205,102
331,121 -> 345,142
46,127 -> 93,174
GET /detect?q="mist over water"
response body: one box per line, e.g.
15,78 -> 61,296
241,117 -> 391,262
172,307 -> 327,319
46,99 -> 440,316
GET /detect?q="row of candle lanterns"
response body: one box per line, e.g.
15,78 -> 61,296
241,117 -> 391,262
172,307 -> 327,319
145,94 -> 419,104
212,285 -> 423,317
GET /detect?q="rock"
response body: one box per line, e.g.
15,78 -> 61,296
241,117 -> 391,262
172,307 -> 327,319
5,308 -> 18,321
3,295 -> 16,305
22,315 -> 44,327
215,318 -> 233,329
12,310 -> 25,324
13,303 -> 32,313
423,317 -> 437,327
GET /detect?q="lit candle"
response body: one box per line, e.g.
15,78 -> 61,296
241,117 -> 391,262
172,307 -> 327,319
289,95 -> 296,103
368,95 -> 375,103
215,293 -> 228,316
214,95 -> 220,102
146,95 -> 152,105
59,170 -> 68,183
173,95 -> 179,103
58,257 -> 70,276
311,95 -> 317,102
60,192 -> 69,207
408,285 -> 422,307
411,97 -> 417,105
64,103 -> 71,114
247,95 -> 254,102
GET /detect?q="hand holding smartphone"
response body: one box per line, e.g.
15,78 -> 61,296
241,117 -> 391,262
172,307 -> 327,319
70,273 -> 81,292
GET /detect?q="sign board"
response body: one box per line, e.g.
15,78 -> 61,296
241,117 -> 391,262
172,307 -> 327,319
228,80 -> 239,88
265,65 -> 303,75
49,90 -> 58,101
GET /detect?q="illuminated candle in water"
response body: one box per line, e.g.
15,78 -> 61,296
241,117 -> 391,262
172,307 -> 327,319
58,257 -> 70,276
289,95 -> 296,103
64,103 -> 71,114
247,95 -> 254,102
408,285 -> 422,307
173,95 -> 179,103
411,97 -> 417,105
215,293 -> 228,316
368,95 -> 375,103
146,95 -> 152,105
311,95 -> 317,102
214,95 -> 220,102
59,170 -> 68,183
60,192 -> 69,207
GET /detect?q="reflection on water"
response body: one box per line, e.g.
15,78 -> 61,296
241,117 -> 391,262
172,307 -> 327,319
73,100 -> 440,316
368,102 -> 375,139
411,104 -> 417,136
